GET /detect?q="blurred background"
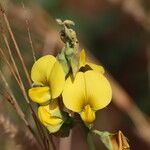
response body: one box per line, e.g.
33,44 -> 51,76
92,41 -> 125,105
0,0 -> 150,149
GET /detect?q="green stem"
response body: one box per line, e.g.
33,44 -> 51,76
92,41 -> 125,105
87,132 -> 96,150
75,115 -> 96,150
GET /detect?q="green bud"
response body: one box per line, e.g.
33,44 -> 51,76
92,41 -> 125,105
57,19 -> 79,77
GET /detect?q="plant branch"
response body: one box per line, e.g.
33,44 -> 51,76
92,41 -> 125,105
0,4 -> 32,86
0,113 -> 41,150
0,70 -> 43,149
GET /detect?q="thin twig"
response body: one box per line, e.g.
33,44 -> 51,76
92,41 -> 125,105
0,47 -> 20,86
0,51 -> 46,148
47,133 -> 56,150
1,29 -> 25,86
0,46 -> 30,105
22,3 -> 36,62
0,70 -> 27,128
0,70 -> 43,149
26,20 -> 36,62
0,113 -> 41,150
0,5 -> 32,86
0,24 -> 47,147
0,8 -> 51,149
32,110 -> 50,150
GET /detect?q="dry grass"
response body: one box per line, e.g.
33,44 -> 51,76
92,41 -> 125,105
0,4 -> 55,150
0,113 -> 40,150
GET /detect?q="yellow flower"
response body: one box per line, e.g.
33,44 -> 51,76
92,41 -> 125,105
62,70 -> 112,124
79,49 -> 105,74
28,55 -> 65,104
62,50 -> 112,124
38,101 -> 64,133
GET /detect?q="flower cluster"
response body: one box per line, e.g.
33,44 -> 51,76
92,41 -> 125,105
28,49 -> 112,133
28,55 -> 65,133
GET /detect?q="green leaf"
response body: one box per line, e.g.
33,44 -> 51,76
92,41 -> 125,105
93,130 -> 130,150
57,50 -> 70,76
65,45 -> 79,77
93,130 -> 113,150
87,132 -> 96,150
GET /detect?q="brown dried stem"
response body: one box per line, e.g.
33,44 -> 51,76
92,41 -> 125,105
0,113 -> 41,150
0,70 -> 43,149
0,5 -> 32,86
26,20 -> 36,62
0,18 -> 52,149
0,46 -> 54,149
0,47 -> 20,85
0,10 -> 52,150
21,2 -> 36,62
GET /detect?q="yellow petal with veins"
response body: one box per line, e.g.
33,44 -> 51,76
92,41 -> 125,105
31,55 -> 56,85
62,70 -> 112,113
49,61 -> 65,99
28,87 -> 51,104
80,105 -> 95,123
62,72 -> 86,112
85,71 -> 112,110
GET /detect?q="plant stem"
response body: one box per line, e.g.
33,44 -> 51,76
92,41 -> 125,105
87,132 -> 96,150
76,115 -> 96,150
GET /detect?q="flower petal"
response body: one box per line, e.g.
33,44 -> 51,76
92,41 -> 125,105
38,103 -> 63,133
80,105 -> 95,123
47,124 -> 63,133
88,63 -> 105,74
79,49 -> 86,68
63,70 -> 112,113
85,71 -> 112,110
49,61 -> 65,99
79,49 -> 105,74
38,104 -> 63,126
31,55 -> 56,85
28,87 -> 51,104
62,72 -> 86,112
48,101 -> 63,118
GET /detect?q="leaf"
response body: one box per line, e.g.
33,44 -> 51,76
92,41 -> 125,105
57,50 -> 70,76
93,130 -> 130,150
